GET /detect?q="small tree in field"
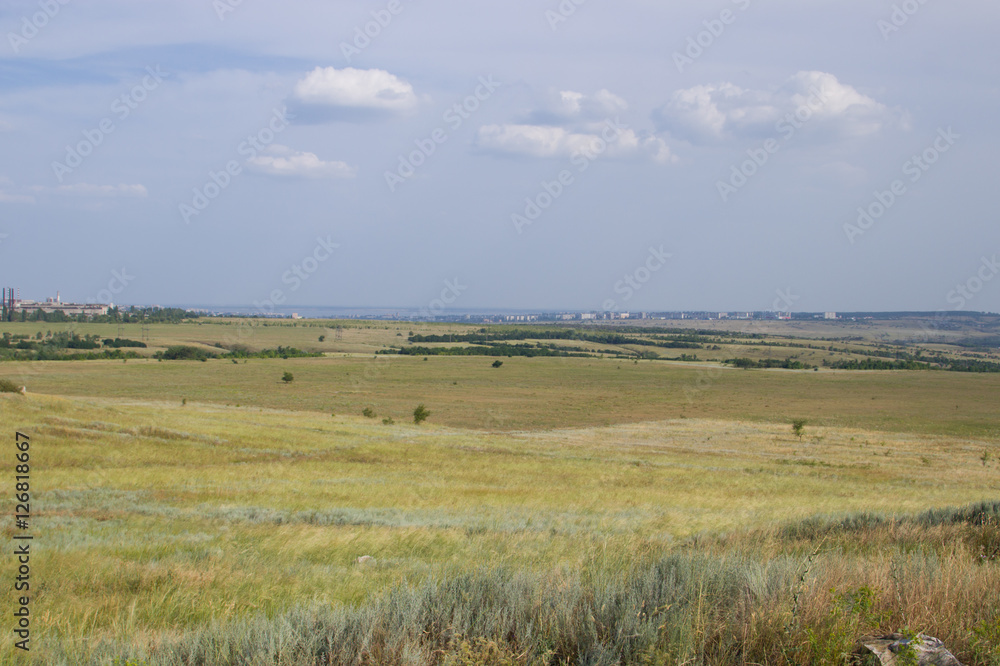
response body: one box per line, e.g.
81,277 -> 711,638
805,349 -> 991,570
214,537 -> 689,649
492,360 -> 503,368
413,404 -> 430,425
792,419 -> 807,440
282,371 -> 294,384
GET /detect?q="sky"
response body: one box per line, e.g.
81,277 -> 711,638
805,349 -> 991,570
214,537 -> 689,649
0,0 -> 998,314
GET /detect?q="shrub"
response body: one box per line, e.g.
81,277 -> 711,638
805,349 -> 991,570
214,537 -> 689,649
792,419 -> 807,439
492,360 -> 503,368
971,616 -> 1000,663
102,338 -> 147,349
158,346 -> 215,361
382,417 -> 394,425
0,379 -> 21,393
36,500 -> 1000,665
362,407 -> 376,418
413,404 -> 430,425
282,372 -> 294,384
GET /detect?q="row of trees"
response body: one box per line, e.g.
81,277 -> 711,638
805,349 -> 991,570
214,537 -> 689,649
155,345 -> 321,362
390,344 -> 591,359
726,357 -> 814,370
9,306 -> 198,324
408,329 -> 702,349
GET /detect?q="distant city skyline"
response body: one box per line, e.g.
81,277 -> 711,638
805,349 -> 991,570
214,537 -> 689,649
6,286 -> 998,324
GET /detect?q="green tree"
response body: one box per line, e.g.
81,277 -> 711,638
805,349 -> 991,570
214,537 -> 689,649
282,371 -> 294,383
413,404 -> 430,425
492,360 -> 503,368
792,419 -> 807,440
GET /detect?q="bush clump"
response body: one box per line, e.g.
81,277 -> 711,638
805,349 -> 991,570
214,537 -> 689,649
0,379 -> 21,393
102,338 -> 147,348
157,346 -> 215,361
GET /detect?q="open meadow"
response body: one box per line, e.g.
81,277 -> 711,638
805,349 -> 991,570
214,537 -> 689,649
0,319 -> 998,664
8,0 -> 1000,661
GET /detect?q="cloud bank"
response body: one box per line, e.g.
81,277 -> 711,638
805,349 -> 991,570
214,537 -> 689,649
478,89 -> 674,164
655,71 -> 903,144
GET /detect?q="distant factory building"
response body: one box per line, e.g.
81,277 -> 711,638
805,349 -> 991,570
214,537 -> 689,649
5,290 -> 109,318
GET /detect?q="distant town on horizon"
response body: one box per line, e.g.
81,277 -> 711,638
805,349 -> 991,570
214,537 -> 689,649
1,287 -> 995,324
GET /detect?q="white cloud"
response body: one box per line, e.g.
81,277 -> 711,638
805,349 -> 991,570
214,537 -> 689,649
54,183 -> 148,197
553,89 -> 628,120
523,89 -> 630,126
641,135 -> 675,164
0,177 -> 34,203
246,145 -> 357,179
2,181 -> 146,201
292,67 -> 418,112
655,71 -> 901,143
0,191 -> 34,204
476,123 -> 675,164
482,88 -> 673,164
478,125 -> 587,158
557,91 -> 585,115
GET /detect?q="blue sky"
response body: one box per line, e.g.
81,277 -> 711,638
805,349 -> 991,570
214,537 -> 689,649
1,0 -> 998,313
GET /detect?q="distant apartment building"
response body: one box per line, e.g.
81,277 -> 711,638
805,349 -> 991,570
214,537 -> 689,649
824,312 -> 838,320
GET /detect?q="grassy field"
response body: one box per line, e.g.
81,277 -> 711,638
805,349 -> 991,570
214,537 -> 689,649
4,316 -> 999,366
1,392 -> 999,663
0,318 -> 998,664
4,355 -> 1000,438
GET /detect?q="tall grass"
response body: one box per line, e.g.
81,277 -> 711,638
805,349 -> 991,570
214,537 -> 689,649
45,503 -> 1000,665
4,394 -> 997,664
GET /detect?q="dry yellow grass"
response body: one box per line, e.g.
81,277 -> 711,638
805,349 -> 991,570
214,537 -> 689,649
0,390 -> 997,661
